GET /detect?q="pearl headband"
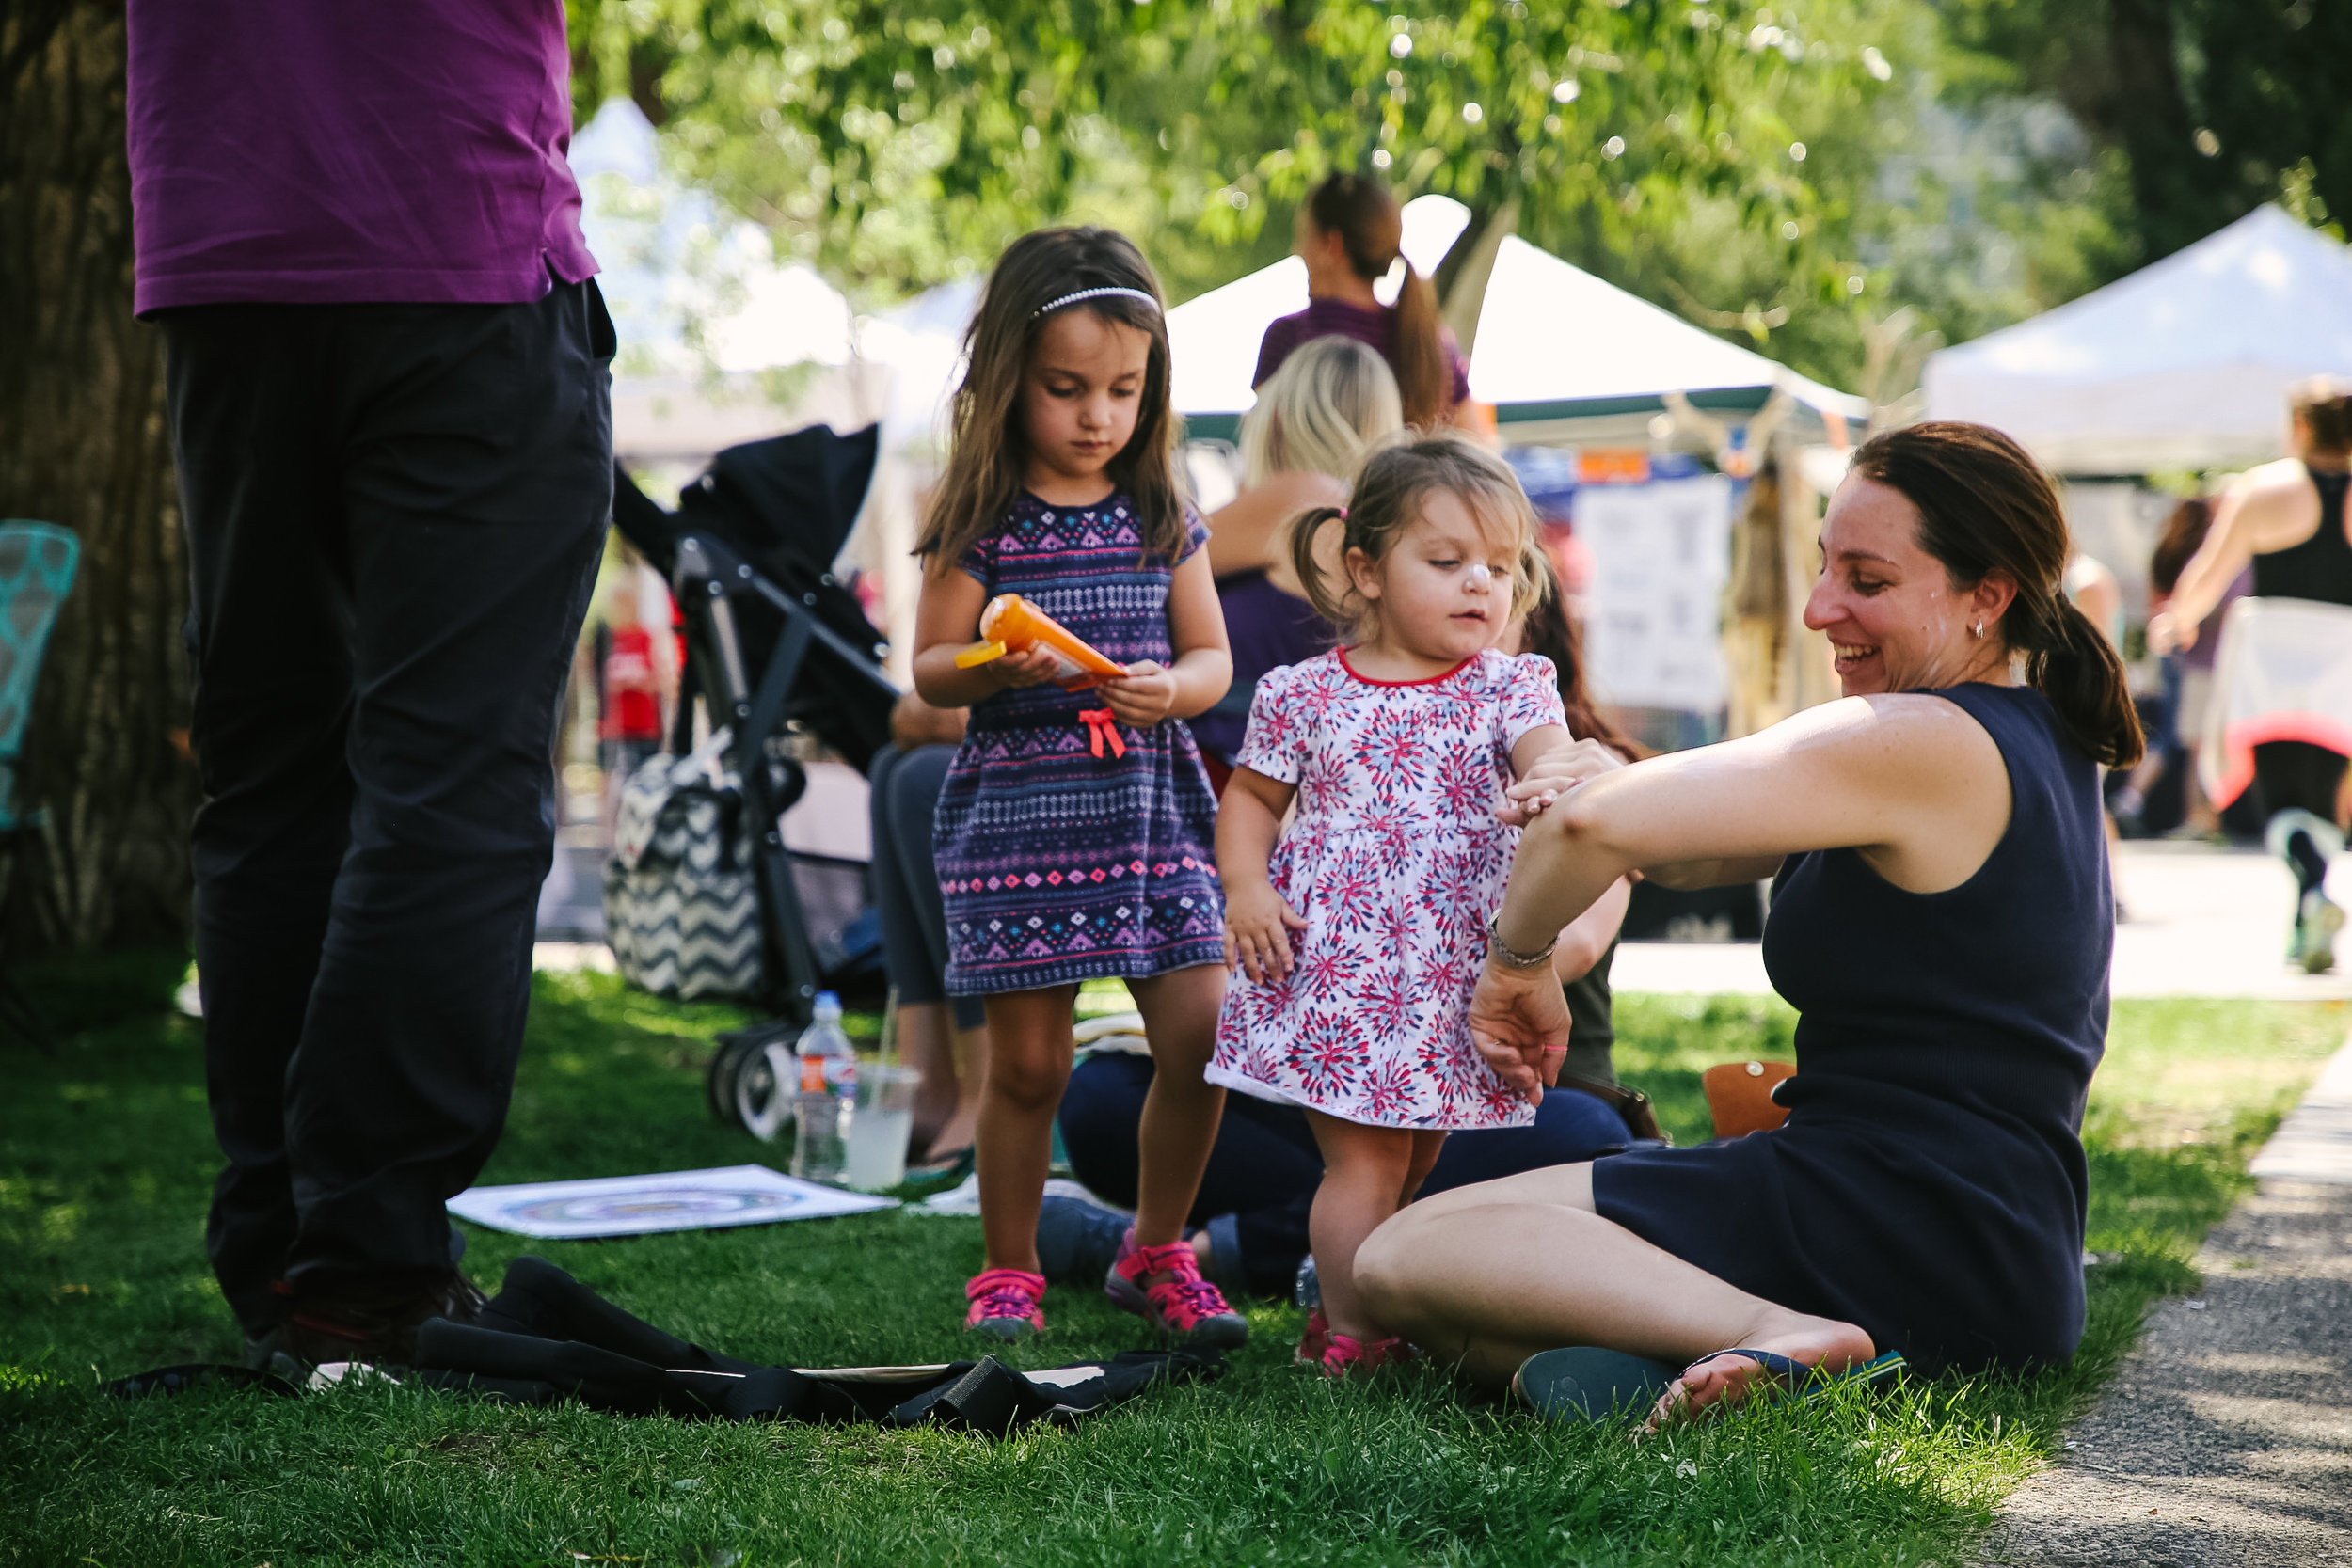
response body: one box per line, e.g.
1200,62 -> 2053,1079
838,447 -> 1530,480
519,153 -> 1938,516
1034,286 -> 1161,318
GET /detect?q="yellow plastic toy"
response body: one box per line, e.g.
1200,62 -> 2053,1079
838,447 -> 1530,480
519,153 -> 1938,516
953,594 -> 1129,692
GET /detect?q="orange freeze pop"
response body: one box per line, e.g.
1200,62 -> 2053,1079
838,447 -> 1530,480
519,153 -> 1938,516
952,593 -> 1129,692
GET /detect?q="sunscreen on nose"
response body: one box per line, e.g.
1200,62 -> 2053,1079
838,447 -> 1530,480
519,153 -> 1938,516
1466,562 -> 1493,586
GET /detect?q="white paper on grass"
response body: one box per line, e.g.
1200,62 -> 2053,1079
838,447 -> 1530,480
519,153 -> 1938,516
447,1164 -> 896,1240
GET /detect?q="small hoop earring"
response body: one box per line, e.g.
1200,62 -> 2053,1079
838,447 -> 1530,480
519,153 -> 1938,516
1972,620 -> 1984,640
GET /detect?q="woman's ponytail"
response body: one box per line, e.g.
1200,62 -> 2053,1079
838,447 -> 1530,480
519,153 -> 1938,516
1306,171 -> 1456,429
1851,421 -> 2146,769
2011,591 -> 2146,769
1390,265 -> 1454,430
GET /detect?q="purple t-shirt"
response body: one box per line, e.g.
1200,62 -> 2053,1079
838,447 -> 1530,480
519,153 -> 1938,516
126,0 -> 596,314
1251,298 -> 1472,406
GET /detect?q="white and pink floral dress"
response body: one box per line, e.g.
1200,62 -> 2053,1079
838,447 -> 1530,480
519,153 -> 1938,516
1206,648 -> 1566,1131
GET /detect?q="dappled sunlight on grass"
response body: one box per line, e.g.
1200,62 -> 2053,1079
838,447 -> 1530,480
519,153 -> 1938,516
0,958 -> 2340,1566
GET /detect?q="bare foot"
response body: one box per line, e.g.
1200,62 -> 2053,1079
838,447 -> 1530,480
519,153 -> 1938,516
1645,1310 -> 1876,1430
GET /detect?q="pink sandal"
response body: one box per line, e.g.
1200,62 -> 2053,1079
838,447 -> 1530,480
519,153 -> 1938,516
1319,1331 -> 1411,1377
1295,1307 -> 1331,1366
964,1268 -> 1047,1341
1105,1231 -> 1249,1350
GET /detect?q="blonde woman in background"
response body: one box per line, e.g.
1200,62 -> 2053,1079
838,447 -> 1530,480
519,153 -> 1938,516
1195,337 -> 1405,789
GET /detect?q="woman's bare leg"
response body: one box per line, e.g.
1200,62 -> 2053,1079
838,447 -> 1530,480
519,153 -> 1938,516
922,1021 -> 989,1160
1356,1166 -> 1875,1416
895,1001 -> 957,1155
1306,1112 -> 1420,1340
975,987 -> 1075,1273
1126,965 -> 1227,1250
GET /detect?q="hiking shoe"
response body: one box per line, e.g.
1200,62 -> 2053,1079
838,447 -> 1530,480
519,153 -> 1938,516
2298,892 -> 2344,974
1105,1231 -> 1249,1350
964,1268 -> 1047,1341
1319,1331 -> 1410,1377
1295,1307 -> 1331,1366
1035,1193 -> 1131,1284
282,1268 -> 490,1370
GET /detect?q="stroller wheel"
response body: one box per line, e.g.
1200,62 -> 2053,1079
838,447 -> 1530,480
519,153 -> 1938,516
735,1035 -> 804,1143
705,1036 -> 755,1125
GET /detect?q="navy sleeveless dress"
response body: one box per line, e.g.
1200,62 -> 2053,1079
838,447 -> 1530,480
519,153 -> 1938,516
1590,683 -> 2108,1373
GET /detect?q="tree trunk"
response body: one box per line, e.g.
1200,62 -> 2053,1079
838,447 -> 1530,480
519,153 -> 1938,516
0,2 -> 198,953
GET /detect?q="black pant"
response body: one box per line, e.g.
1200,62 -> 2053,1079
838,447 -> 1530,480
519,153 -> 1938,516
867,743 -> 985,1030
1058,1053 -> 1634,1297
2255,740 -> 2348,896
163,282 -> 613,1335
2254,740 -> 2348,824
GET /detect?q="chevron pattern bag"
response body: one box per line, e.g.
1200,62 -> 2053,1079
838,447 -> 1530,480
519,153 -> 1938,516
603,735 -> 766,1001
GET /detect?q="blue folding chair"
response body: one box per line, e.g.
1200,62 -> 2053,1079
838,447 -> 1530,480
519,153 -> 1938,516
0,521 -> 81,1053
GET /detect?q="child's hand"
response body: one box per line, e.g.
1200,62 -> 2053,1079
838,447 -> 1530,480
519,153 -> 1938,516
1099,659 -> 1179,726
1497,738 -> 1630,825
1223,883 -> 1308,984
991,644 -> 1065,689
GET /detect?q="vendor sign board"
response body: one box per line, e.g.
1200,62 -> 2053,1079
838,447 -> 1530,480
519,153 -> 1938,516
1574,474 -> 1735,712
448,1164 -> 896,1240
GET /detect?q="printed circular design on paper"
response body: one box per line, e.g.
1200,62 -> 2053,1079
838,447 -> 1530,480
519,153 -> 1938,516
501,1187 -> 806,1227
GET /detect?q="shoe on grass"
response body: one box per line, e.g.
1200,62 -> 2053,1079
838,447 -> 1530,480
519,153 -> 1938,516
1035,1193 -> 1131,1284
1295,1306 -> 1331,1366
2297,891 -> 2344,974
283,1268 -> 489,1370
964,1267 -> 1047,1341
1512,1346 -> 1678,1424
1319,1331 -> 1410,1377
1105,1231 -> 1249,1350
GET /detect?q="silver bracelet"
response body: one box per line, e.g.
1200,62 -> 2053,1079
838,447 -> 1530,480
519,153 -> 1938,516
1486,909 -> 1558,970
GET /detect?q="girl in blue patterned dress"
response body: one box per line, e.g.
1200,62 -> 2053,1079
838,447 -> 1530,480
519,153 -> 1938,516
912,228 -> 1247,1349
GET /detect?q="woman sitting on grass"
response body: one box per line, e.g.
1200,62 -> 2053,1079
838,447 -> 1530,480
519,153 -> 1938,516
1356,421 -> 2143,1423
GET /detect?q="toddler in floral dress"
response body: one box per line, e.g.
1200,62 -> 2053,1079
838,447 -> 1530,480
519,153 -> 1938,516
1209,436 -> 1572,1372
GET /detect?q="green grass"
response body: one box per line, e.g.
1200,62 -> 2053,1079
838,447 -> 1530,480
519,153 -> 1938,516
1,959 -> 2341,1567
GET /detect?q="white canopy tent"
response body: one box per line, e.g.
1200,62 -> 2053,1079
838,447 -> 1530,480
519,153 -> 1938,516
1467,236 -> 1868,437
1923,205 -> 2352,474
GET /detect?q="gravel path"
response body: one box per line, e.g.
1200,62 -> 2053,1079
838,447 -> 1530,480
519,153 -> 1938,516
1982,1042 -> 2352,1567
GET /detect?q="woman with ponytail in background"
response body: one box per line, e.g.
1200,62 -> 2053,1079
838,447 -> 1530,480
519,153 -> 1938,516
1253,173 -> 1476,432
1357,422 -> 2143,1425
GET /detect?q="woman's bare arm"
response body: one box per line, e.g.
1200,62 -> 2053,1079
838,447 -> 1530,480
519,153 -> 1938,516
1492,692 -> 2013,956
1204,470 -> 1347,592
2159,458 -> 2317,645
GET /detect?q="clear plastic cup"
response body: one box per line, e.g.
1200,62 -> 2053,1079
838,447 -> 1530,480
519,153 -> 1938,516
842,1064 -> 924,1192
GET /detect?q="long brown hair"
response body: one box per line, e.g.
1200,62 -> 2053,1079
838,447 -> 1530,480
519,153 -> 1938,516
1306,174 -> 1453,429
2149,497 -> 2213,597
1285,435 -> 1548,643
1515,558 -> 1642,760
915,227 -> 1185,565
1850,421 -> 2145,768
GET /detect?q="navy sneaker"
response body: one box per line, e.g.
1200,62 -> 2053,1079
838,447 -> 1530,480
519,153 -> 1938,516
1035,1192 -> 1131,1284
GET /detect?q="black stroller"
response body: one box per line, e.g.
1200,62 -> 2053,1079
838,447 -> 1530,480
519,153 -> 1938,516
609,423 -> 903,1133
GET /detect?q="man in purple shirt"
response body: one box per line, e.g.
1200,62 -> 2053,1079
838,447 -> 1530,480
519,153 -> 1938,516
128,1 -> 614,1370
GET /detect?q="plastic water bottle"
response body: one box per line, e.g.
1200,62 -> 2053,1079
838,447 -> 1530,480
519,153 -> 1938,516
790,992 -> 858,1183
